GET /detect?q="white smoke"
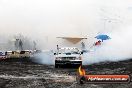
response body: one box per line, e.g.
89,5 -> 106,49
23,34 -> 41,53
83,26 -> 132,65
31,26 -> 132,65
0,0 -> 132,65
32,51 -> 55,65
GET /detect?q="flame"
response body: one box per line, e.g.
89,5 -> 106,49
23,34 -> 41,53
78,66 -> 86,76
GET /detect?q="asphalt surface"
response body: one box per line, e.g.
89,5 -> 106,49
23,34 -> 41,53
0,58 -> 132,88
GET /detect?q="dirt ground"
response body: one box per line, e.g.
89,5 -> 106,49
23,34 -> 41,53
0,59 -> 132,88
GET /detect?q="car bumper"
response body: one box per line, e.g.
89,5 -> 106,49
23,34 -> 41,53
55,60 -> 82,65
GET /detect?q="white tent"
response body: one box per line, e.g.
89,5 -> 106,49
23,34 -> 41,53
57,37 -> 87,44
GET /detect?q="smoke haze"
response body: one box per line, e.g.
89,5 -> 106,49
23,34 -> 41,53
83,26 -> 132,64
0,0 -> 132,49
0,0 -> 132,64
33,26 -> 132,65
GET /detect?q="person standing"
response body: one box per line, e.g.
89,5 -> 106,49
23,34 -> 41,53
95,40 -> 101,46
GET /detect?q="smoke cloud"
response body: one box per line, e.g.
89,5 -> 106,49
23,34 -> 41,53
83,26 -> 132,65
32,51 -> 54,65
32,25 -> 132,65
0,0 -> 132,65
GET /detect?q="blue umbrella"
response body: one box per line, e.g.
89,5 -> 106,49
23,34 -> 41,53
95,34 -> 111,42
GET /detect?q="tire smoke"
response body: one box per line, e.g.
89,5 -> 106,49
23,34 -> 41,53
83,27 -> 132,65
32,51 -> 54,65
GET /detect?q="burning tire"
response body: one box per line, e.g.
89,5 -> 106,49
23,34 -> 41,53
77,66 -> 86,84
79,76 -> 86,84
76,75 -> 87,84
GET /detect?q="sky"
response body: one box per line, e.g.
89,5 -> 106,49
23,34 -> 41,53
0,0 -> 132,49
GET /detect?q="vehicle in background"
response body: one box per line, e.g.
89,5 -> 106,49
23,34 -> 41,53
6,51 -> 20,59
5,50 -> 32,59
0,51 -> 6,60
19,50 -> 32,58
54,47 -> 83,68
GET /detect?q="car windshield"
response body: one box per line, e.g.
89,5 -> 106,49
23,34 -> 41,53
58,48 -> 80,54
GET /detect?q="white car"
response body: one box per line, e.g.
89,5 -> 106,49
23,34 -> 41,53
54,47 -> 83,68
19,50 -> 32,58
6,51 -> 20,59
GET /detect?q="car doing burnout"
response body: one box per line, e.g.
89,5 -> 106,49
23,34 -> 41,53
54,47 -> 83,68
